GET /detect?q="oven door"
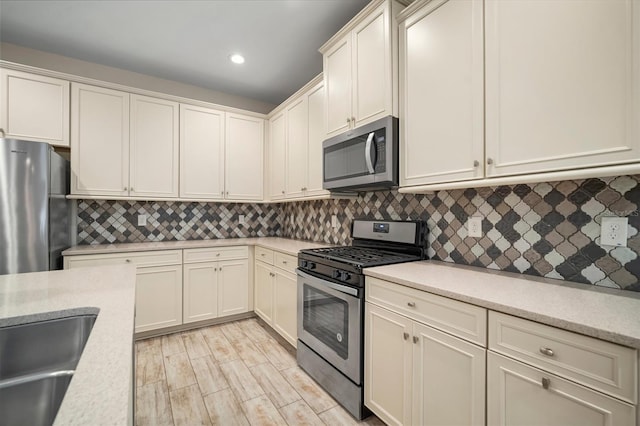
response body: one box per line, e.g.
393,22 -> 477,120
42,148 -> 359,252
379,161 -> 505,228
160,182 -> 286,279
297,269 -> 362,384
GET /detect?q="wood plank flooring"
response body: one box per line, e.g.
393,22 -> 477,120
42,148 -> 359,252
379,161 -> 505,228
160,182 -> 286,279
135,318 -> 385,426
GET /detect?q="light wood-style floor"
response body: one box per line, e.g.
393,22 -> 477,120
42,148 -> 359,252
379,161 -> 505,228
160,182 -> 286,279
135,318 -> 385,426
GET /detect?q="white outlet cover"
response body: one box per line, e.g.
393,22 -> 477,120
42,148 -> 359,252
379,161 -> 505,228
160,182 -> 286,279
600,217 -> 628,247
239,214 -> 245,224
468,217 -> 482,238
137,214 -> 147,226
331,215 -> 338,229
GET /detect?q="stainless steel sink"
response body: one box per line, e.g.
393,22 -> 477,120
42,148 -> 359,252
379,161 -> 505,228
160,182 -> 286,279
0,314 -> 97,426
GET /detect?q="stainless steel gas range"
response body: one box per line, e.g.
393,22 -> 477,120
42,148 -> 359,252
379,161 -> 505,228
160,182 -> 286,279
296,219 -> 428,419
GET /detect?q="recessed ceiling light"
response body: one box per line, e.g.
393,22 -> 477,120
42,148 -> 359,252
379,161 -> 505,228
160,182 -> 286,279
230,54 -> 245,64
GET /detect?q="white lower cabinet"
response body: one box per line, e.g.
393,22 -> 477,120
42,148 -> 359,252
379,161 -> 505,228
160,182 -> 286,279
365,302 -> 486,426
254,247 -> 298,346
487,352 -> 635,426
64,246 -> 250,333
183,247 -> 249,324
135,264 -> 183,332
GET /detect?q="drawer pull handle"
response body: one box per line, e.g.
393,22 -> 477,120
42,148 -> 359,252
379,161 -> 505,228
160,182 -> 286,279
403,332 -> 409,340
261,253 -> 265,257
542,377 -> 550,389
539,347 -> 554,357
216,253 -> 220,257
412,336 -> 419,344
282,260 -> 287,264
407,302 -> 416,308
126,259 -> 131,263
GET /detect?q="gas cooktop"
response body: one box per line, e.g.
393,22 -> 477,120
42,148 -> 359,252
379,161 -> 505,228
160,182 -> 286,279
301,246 -> 422,268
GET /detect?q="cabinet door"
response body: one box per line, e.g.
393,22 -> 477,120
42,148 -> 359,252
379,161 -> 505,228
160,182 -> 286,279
180,104 -> 225,200
71,83 -> 129,196
254,261 -> 274,323
183,262 -> 218,323
352,2 -> 391,127
487,352 -> 635,426
305,82 -> 329,197
485,0 -> 640,177
130,95 -> 179,198
324,36 -> 353,137
273,270 -> 297,346
412,322 -> 486,426
286,96 -> 308,198
400,0 -> 484,186
225,113 -> 264,200
135,264 -> 183,333
218,259 -> 249,317
0,69 -> 70,147
365,303 -> 412,426
269,111 -> 286,200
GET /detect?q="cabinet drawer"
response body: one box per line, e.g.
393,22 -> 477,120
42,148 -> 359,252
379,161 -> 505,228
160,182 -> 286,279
255,246 -> 274,265
65,250 -> 182,269
366,277 -> 487,346
274,251 -> 297,274
183,246 -> 248,263
489,311 -> 637,404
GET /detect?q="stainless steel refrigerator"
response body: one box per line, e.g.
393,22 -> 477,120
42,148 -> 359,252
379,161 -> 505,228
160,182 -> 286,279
0,138 -> 71,275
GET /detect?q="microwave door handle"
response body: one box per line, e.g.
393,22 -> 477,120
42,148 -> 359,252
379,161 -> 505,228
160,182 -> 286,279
365,132 -> 376,174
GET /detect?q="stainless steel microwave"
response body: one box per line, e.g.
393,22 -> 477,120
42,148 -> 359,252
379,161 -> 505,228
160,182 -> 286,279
322,116 -> 398,192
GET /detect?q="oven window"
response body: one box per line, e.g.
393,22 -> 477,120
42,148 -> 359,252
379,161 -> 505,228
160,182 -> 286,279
302,284 -> 349,359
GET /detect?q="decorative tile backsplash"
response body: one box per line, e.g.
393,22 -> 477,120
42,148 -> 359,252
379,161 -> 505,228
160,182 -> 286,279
77,175 -> 640,291
76,200 -> 283,244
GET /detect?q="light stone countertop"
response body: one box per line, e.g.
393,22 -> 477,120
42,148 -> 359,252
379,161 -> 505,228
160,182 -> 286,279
63,237 -> 332,257
0,265 -> 137,425
365,260 -> 640,349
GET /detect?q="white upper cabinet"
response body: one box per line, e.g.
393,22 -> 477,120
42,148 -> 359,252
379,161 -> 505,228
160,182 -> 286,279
0,68 -> 70,147
485,0 -> 640,177
71,83 -> 130,197
305,81 -> 329,197
399,0 -> 640,190
225,112 -> 264,201
267,77 -> 329,201
269,111 -> 286,200
400,0 -> 484,186
286,96 -> 308,198
71,83 -> 179,198
130,94 -> 179,198
321,0 -> 401,138
180,104 -> 225,200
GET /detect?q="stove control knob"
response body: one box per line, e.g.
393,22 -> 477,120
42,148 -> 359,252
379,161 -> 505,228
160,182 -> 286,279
332,270 -> 341,279
300,260 -> 308,268
340,271 -> 351,281
308,262 -> 316,270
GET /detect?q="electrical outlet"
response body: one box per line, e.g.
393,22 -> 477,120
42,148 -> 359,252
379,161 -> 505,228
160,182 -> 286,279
331,215 -> 338,229
137,214 -> 147,226
239,214 -> 246,224
467,216 -> 482,238
600,217 -> 628,247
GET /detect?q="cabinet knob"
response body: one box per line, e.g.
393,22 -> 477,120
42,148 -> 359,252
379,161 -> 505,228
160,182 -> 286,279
282,190 -> 285,194
539,347 -> 554,357
226,191 -> 229,196
124,187 -> 128,191
261,253 -> 266,257
403,332 -> 409,341
0,128 -> 5,138
412,336 -> 419,344
130,188 -> 134,192
351,117 -> 355,123
126,259 -> 131,263
487,158 -> 494,165
346,117 -> 351,125
473,160 -> 479,167
282,260 -> 287,264
216,253 -> 220,257
407,301 -> 416,308
541,377 -> 551,389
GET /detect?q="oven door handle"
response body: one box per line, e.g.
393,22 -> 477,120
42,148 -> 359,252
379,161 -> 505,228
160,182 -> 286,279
296,269 -> 359,297
365,131 -> 376,174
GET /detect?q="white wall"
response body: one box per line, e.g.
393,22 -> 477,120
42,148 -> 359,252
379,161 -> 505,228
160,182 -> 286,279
0,42 -> 275,114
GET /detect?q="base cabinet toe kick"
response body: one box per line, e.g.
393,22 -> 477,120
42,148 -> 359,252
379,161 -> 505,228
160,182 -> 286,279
363,277 -> 638,426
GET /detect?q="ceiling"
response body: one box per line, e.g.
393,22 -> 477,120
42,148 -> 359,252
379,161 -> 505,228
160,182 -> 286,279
0,0 -> 370,106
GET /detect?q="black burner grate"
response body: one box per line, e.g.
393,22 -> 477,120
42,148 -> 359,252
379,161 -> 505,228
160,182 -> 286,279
304,246 -> 420,267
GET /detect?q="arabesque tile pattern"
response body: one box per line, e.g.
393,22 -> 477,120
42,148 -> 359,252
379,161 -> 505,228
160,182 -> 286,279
77,176 -> 640,291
